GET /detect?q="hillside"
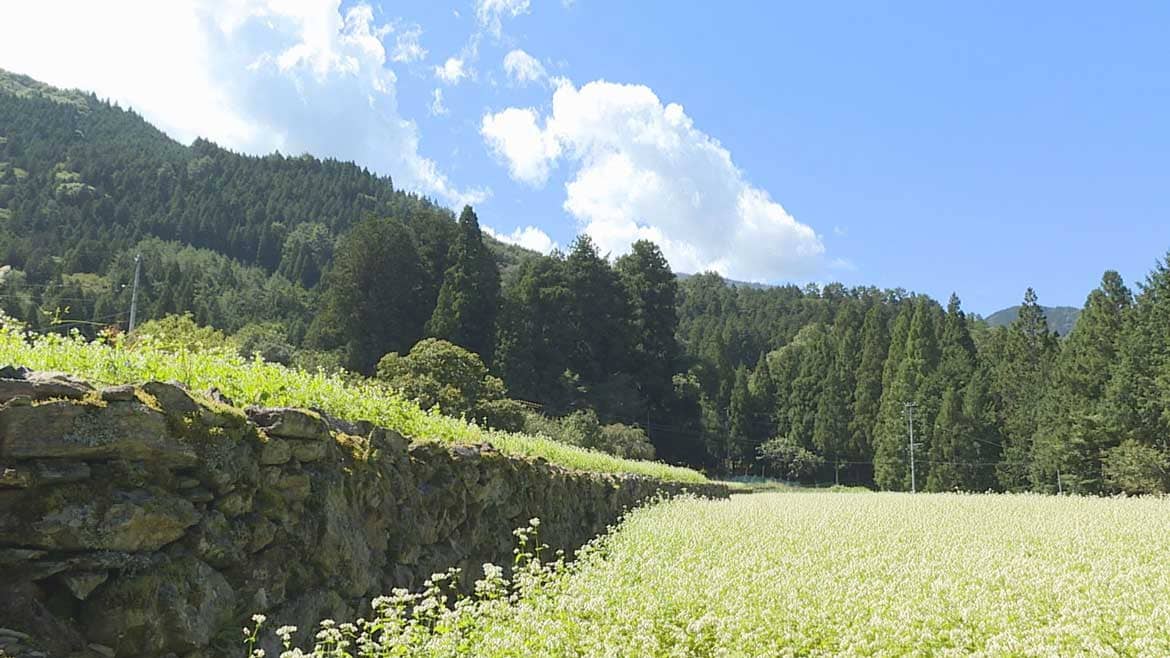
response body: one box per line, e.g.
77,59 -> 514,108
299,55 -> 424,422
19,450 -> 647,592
0,68 -> 536,330
984,304 -> 1081,335
3,69 -> 1170,496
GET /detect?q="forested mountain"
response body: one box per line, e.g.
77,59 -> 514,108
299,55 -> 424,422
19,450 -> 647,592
2,69 -> 1169,493
985,305 -> 1081,336
0,68 -> 532,341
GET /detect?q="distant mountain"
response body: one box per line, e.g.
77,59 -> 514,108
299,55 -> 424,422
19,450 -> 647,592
984,305 -> 1081,336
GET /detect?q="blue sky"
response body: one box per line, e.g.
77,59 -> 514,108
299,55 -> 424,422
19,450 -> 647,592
2,1 -> 1168,314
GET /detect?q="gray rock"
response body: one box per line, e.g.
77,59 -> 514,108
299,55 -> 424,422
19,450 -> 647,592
0,371 -> 92,404
214,491 -> 252,518
0,401 -> 197,466
34,460 -> 91,484
276,473 -> 311,502
247,407 -> 329,441
0,465 -> 32,488
98,385 -> 137,402
22,488 -> 200,552
290,440 -> 327,462
140,381 -> 199,417
82,555 -> 236,656
259,438 -> 291,465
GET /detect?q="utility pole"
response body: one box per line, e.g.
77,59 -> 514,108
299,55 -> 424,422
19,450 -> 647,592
904,401 -> 919,493
128,254 -> 141,333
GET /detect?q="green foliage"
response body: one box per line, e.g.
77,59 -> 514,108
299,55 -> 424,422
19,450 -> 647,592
376,337 -> 523,432
130,313 -> 226,352
231,321 -> 296,365
756,435 -> 825,480
313,217 -> 428,373
426,206 -> 501,362
1102,440 -> 1170,495
523,409 -> 656,460
0,321 -> 706,483
5,69 -> 1170,491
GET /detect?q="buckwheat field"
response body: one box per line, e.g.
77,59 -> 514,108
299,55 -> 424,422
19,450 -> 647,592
264,492 -> 1170,657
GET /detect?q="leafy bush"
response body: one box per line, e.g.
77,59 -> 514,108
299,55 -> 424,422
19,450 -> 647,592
524,410 -> 656,460
233,322 -> 296,365
1103,440 -> 1169,494
129,313 -> 227,353
756,435 -> 824,480
376,338 -> 525,432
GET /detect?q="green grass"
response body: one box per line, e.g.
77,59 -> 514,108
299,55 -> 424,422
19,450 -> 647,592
276,492 -> 1170,656
0,325 -> 707,484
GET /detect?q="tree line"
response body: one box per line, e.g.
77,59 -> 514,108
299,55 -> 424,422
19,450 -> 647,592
2,69 -> 1168,492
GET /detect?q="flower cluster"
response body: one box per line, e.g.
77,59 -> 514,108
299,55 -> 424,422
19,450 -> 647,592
255,494 -> 1170,656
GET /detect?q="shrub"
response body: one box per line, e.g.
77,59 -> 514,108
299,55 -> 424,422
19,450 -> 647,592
1103,440 -> 1169,494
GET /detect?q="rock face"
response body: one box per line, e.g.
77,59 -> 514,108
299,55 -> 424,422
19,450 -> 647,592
0,371 -> 726,657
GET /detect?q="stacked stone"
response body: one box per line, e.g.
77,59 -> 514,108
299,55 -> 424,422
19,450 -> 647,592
0,368 -> 727,657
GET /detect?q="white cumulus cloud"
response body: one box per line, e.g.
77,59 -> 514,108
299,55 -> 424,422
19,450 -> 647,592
481,80 -> 825,281
480,107 -> 562,184
503,49 -> 546,85
483,225 -> 559,254
434,57 -> 468,85
0,0 -> 484,208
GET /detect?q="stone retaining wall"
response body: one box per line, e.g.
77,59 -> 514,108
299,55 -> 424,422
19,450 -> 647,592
0,369 -> 726,657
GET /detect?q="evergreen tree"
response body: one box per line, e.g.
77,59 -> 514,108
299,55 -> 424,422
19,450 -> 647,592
873,298 -> 942,490
1032,271 -> 1131,492
1102,254 -> 1170,492
562,235 -> 633,387
312,217 -> 427,373
616,240 -> 681,416
727,365 -> 754,469
992,288 -> 1058,491
813,360 -> 850,483
849,304 -> 888,473
937,293 -> 977,389
426,206 -> 501,362
926,385 -> 980,491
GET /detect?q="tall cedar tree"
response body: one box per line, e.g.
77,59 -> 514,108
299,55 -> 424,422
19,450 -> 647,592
615,240 -> 681,416
426,206 -> 501,363
494,255 -> 573,408
1032,272 -> 1131,492
1103,253 -> 1170,490
312,217 -> 427,373
849,304 -> 888,467
992,288 -> 1058,491
562,236 -> 633,386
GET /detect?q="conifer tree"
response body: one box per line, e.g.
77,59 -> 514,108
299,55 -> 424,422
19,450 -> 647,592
727,365 -> 754,469
1102,254 -> 1170,492
312,217 -> 427,373
992,288 -> 1058,491
616,240 -> 681,416
562,235 -> 633,386
873,305 -> 913,489
874,299 -> 942,490
926,385 -> 980,491
813,360 -> 850,483
849,304 -> 888,469
427,206 -> 501,363
1032,271 -> 1131,492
